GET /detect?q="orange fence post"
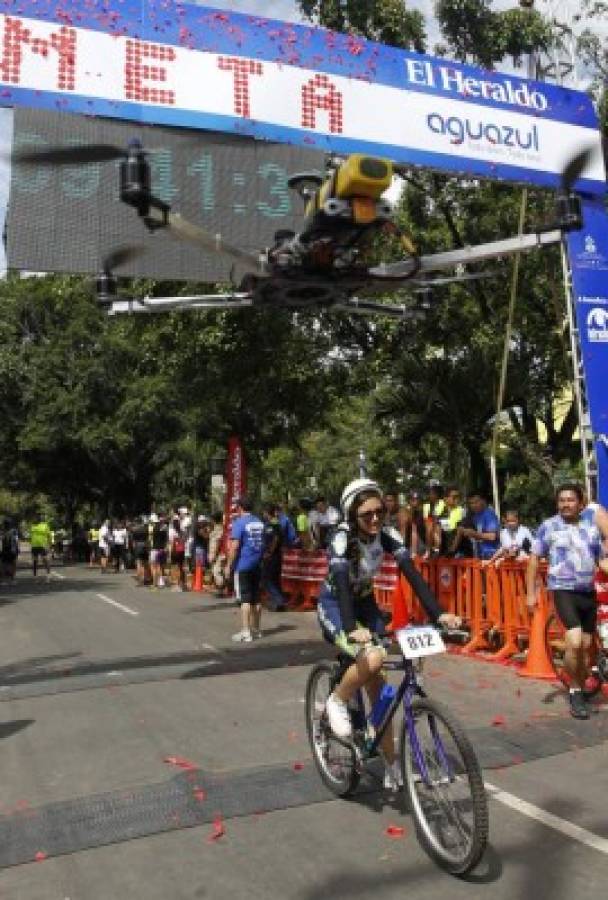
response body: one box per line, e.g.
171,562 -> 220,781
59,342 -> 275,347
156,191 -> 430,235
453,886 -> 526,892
459,561 -> 488,654
488,562 -> 527,661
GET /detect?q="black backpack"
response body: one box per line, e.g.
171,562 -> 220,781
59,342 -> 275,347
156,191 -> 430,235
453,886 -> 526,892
2,529 -> 17,554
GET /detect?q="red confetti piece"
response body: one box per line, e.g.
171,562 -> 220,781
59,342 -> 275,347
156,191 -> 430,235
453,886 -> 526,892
384,824 -> 406,839
292,762 -> 304,772
207,816 -> 225,842
163,755 -> 198,771
193,788 -> 206,802
34,851 -> 48,862
491,715 -> 506,727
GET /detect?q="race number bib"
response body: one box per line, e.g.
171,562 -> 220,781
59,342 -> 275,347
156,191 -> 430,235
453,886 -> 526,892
396,626 -> 446,659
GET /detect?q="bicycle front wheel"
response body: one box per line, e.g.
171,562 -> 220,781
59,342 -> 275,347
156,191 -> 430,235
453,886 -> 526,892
305,662 -> 359,798
401,697 -> 488,876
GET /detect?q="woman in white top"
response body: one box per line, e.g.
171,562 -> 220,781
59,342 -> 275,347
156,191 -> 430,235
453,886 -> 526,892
112,521 -> 128,572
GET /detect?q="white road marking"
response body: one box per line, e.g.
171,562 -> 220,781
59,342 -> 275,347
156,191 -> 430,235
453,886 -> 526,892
95,593 -> 139,616
49,571 -> 66,580
486,782 -> 608,855
199,642 -> 219,652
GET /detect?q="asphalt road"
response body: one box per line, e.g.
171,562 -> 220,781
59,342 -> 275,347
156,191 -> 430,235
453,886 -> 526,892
0,561 -> 606,899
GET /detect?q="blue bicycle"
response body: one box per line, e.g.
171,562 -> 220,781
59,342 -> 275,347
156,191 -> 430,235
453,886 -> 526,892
305,625 -> 489,876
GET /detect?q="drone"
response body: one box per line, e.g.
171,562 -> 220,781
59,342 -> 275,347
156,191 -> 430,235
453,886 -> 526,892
12,140 -> 590,319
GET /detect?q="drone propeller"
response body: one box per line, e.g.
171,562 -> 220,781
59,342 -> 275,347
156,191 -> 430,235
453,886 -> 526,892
96,244 -> 145,308
102,244 -> 145,273
13,143 -> 128,165
561,147 -> 593,193
166,213 -> 263,271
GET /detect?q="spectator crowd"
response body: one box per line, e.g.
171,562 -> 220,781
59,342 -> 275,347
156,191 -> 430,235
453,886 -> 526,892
0,485 -> 544,590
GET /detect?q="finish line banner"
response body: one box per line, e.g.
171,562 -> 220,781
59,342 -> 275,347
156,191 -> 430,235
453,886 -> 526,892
0,1 -> 605,194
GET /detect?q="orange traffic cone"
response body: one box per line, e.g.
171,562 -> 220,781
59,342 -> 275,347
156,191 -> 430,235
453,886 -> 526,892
518,603 -> 556,680
193,562 -> 204,593
387,575 -> 411,632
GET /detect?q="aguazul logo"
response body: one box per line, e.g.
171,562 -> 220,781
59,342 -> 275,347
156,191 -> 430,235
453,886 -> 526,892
587,307 -> 608,342
426,112 -> 539,153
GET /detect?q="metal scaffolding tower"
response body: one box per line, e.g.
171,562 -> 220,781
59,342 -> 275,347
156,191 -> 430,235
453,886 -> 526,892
534,0 -> 580,86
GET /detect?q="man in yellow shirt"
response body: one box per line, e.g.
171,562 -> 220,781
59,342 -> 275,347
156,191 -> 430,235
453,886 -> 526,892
30,517 -> 52,578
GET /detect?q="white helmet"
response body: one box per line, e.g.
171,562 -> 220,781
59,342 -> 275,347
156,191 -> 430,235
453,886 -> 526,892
340,478 -> 382,519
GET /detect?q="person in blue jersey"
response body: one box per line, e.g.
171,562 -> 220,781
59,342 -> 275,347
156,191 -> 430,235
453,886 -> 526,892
527,483 -> 604,719
317,478 -> 461,790
452,493 -> 500,560
227,496 -> 265,643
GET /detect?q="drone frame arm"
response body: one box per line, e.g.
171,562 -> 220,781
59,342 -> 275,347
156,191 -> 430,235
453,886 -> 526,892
333,298 -> 424,319
107,293 -> 254,315
371,229 -> 563,279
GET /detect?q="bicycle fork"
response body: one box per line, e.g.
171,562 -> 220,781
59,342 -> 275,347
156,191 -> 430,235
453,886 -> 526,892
404,695 -> 454,788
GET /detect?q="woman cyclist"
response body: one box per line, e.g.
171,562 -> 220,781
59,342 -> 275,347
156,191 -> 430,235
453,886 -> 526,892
317,478 -> 461,789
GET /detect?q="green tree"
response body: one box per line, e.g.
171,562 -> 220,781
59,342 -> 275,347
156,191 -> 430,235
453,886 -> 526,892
298,0 -> 425,51
434,0 -> 552,67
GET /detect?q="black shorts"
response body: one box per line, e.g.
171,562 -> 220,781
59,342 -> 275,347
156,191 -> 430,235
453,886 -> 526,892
32,547 -> 48,558
170,551 -> 185,566
133,542 -> 148,562
234,567 -> 261,604
553,590 -> 597,634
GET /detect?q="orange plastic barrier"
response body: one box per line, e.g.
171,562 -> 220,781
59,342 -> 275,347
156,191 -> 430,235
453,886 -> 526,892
373,555 -> 399,612
278,550 -> 560,675
280,549 -> 328,610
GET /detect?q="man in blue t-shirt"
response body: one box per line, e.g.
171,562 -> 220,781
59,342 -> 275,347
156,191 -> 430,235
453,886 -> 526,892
227,496 -> 264,643
527,483 -> 603,720
453,493 -> 500,560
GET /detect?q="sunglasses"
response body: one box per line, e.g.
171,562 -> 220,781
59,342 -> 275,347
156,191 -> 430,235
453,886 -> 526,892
357,506 -> 385,523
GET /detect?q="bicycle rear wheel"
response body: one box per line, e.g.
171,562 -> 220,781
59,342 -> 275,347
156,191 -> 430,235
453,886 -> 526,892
401,697 -> 488,876
305,662 -> 360,797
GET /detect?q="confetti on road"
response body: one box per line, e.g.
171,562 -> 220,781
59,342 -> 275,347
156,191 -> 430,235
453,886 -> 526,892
163,755 -> 198,771
207,816 -> 225,842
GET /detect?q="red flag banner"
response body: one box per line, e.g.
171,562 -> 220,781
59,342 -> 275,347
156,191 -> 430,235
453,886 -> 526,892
222,436 -> 247,552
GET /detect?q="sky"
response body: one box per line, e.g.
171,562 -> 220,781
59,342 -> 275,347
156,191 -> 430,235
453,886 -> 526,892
0,0 -> 601,273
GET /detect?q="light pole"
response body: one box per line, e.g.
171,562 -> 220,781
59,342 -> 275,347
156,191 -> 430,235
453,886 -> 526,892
358,449 -> 368,478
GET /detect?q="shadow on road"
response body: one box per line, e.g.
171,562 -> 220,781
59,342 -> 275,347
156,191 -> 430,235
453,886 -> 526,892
0,638 -> 330,689
0,652 -> 83,681
0,719 -> 35,740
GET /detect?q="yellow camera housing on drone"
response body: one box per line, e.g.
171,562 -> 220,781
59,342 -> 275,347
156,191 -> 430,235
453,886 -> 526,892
304,154 -> 393,226
333,154 -> 393,200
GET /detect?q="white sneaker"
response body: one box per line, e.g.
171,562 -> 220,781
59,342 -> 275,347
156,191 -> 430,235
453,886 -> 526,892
232,630 -> 253,643
383,761 -> 403,792
326,693 -> 353,739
